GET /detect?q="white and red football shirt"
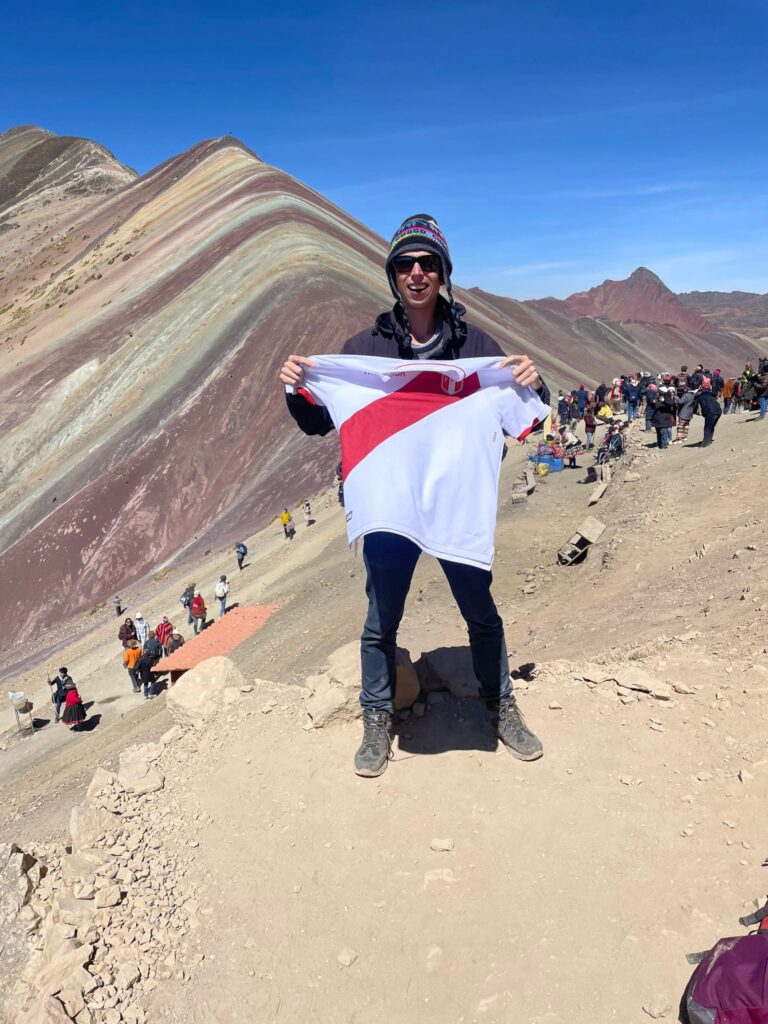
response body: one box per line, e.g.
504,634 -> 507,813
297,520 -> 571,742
300,355 -> 550,569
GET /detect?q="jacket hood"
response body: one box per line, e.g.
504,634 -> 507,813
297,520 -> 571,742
372,296 -> 468,356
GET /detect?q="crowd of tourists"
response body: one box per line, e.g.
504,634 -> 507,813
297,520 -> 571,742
41,512 -> 315,732
554,360 -> 768,452
115,571 -> 233,698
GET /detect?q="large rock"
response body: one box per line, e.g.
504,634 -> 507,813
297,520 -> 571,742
56,897 -> 95,930
118,746 -> 164,796
306,643 -> 420,727
84,768 -> 121,803
18,994 -> 73,1024
418,647 -> 480,699
69,803 -> 118,854
60,850 -> 110,886
165,656 -> 248,730
29,941 -> 93,998
0,843 -> 46,1019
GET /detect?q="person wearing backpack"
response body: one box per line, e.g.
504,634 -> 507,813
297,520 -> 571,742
180,583 -> 195,625
214,575 -> 230,618
622,378 -> 641,422
143,629 -> 163,664
190,591 -> 206,634
234,543 -> 247,572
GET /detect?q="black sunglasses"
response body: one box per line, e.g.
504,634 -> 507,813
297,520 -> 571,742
392,254 -> 441,274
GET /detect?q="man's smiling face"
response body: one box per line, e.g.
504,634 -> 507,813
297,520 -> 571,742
393,251 -> 442,315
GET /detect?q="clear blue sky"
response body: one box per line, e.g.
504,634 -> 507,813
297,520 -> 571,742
3,0 -> 766,298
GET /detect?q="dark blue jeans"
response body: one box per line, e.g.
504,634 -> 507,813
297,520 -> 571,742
360,532 -> 511,712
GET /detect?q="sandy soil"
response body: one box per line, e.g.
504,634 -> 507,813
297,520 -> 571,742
3,410 -> 768,1023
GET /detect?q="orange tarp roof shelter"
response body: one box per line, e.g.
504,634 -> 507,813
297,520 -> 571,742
155,605 -> 278,680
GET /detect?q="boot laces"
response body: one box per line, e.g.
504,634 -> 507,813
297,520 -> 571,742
361,711 -> 392,757
498,696 -> 525,730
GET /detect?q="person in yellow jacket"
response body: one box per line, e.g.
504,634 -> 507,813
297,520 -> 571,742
596,402 -> 614,422
123,640 -> 142,693
279,508 -> 295,540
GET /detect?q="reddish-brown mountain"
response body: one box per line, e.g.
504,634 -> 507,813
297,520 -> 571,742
677,289 -> 768,339
0,126 -> 765,660
531,267 -> 708,334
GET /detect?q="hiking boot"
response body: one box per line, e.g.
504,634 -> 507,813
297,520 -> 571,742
354,709 -> 393,777
488,695 -> 543,761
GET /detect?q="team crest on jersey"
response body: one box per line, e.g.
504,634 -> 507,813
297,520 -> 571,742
440,375 -> 464,396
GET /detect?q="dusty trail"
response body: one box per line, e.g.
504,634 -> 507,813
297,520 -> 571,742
3,411 -> 768,1024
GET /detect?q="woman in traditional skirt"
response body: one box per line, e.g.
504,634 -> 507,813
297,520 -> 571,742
61,682 -> 87,730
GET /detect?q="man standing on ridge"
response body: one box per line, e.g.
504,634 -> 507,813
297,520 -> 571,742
279,213 -> 549,778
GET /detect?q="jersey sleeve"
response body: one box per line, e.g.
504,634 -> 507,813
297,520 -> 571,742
496,385 -> 550,441
285,390 -> 335,436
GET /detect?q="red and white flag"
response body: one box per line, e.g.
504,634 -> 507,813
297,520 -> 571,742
300,356 -> 549,569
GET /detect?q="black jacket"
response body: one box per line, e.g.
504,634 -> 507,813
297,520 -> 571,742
143,637 -> 163,663
51,674 -> 73,696
693,391 -> 722,420
651,396 -> 677,428
286,298 -> 550,436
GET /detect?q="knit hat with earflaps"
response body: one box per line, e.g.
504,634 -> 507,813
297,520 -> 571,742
386,214 -> 452,297
384,214 -> 465,354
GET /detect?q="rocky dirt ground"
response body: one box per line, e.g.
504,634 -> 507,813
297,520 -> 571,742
2,410 -> 768,1024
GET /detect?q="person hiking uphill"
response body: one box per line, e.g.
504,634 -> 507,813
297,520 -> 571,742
180,583 -> 195,625
279,213 -> 548,777
279,509 -> 295,540
214,575 -> 230,618
190,591 -> 207,635
234,543 -> 247,572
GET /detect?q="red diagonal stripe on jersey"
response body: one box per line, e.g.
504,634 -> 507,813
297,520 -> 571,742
340,370 -> 481,480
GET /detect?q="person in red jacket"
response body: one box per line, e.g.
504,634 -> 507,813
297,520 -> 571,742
190,591 -> 206,635
61,682 -> 87,731
155,615 -> 173,653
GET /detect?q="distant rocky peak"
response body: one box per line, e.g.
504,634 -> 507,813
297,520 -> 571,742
531,266 -> 708,333
627,266 -> 666,287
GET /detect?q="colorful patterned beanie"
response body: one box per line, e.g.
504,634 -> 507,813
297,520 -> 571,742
385,213 -> 453,300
